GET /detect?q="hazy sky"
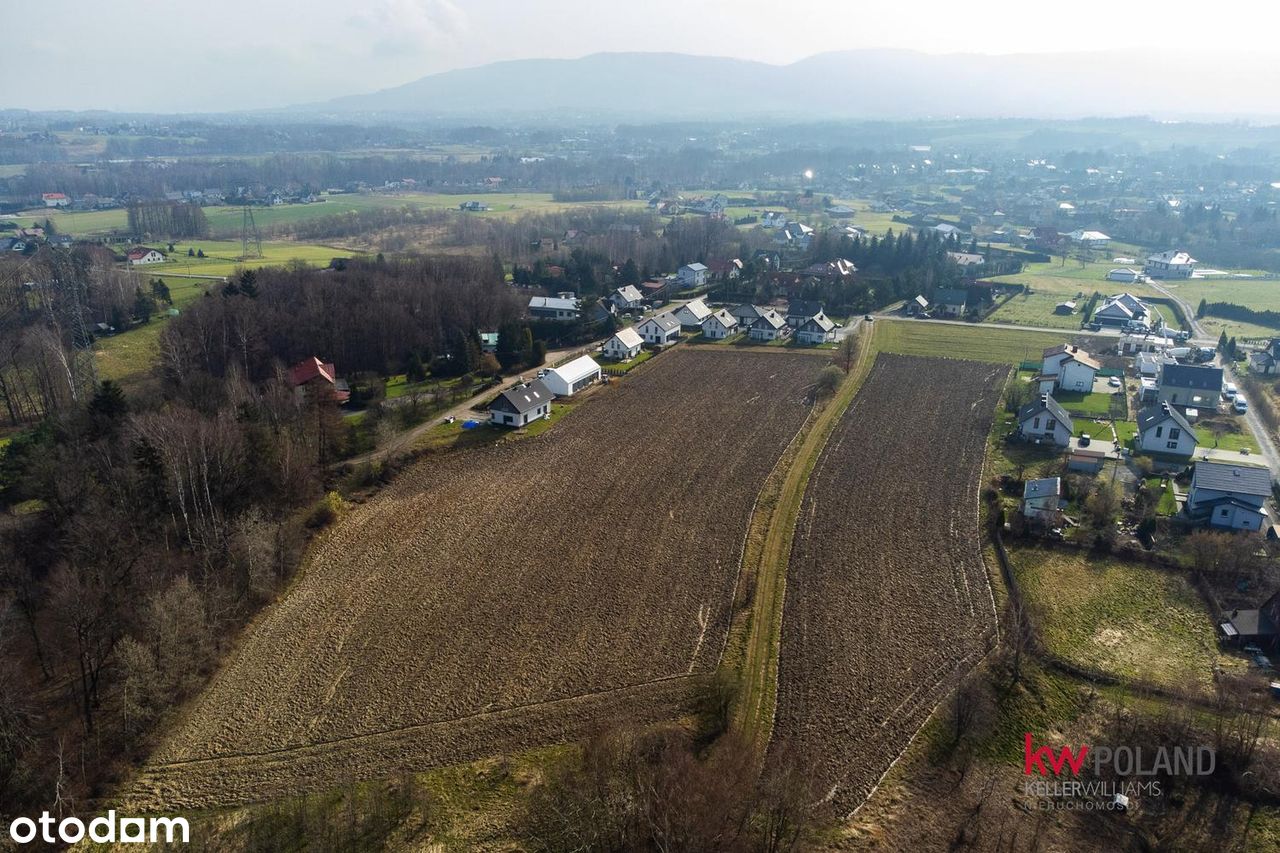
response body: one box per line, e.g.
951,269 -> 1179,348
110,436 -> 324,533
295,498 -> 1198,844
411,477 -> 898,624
4,0 -> 1276,112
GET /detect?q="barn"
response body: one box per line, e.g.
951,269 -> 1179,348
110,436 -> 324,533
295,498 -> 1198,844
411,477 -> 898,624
542,355 -> 603,396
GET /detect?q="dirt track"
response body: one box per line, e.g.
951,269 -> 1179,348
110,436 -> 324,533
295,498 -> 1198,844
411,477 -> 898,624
126,349 -> 822,809
770,353 -> 1006,816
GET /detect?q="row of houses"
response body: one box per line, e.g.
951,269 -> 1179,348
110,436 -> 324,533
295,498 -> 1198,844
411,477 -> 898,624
607,298 -> 837,354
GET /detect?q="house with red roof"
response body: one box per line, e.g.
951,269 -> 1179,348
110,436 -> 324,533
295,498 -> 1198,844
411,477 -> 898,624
126,247 -> 166,265
42,192 -> 70,208
288,357 -> 350,404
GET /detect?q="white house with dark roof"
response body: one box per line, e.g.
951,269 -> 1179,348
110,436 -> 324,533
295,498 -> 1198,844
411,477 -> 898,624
701,308 -> 739,340
489,379 -> 552,427
636,311 -> 681,346
935,288 -> 968,318
1017,395 -> 1074,447
1158,363 -> 1223,411
1093,292 -> 1149,327
749,308 -> 789,341
730,304 -> 767,327
1186,462 -> 1271,531
785,300 -> 827,327
542,355 -> 602,397
1135,402 -> 1198,458
529,293 -> 581,320
1249,340 -> 1280,376
795,314 -> 837,345
602,327 -> 644,360
1144,250 -> 1197,280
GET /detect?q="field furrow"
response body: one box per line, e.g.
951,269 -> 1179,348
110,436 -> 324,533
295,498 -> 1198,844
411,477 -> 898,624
770,353 -> 1006,816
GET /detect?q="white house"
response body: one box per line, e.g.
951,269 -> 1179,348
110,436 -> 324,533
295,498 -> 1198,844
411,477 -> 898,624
1136,402 -> 1198,458
1022,477 -> 1062,523
608,285 -> 644,313
1248,340 -> 1280,376
677,263 -> 708,288
785,300 -> 827,328
1093,292 -> 1149,327
935,288 -> 969,318
602,327 -> 644,361
795,314 -> 837,345
730,304 -> 767,327
1069,229 -> 1110,249
749,309 -> 789,341
701,308 -> 739,339
542,355 -> 602,397
126,247 -> 165,265
1144,250 -> 1197,280
1017,395 -> 1074,447
1186,462 -> 1271,531
1038,344 -> 1100,393
41,192 -> 70,208
1106,268 -> 1144,283
529,293 -> 581,320
673,297 -> 713,329
636,312 -> 681,346
489,379 -> 552,427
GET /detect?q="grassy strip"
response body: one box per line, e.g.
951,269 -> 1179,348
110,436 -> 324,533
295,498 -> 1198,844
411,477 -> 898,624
728,323 -> 881,750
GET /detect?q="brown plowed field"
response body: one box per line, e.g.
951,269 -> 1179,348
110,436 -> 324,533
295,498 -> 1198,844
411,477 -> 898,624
771,353 -> 1006,816
128,349 -> 822,808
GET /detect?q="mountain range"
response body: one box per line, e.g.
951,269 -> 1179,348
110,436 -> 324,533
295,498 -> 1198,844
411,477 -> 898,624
306,49 -> 1280,121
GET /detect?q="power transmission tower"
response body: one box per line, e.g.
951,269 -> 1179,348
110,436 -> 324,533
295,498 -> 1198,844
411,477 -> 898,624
240,205 -> 262,259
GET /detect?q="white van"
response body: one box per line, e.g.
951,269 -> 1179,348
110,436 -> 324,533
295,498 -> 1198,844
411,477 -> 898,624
1234,394 -> 1249,414
1224,382 -> 1239,400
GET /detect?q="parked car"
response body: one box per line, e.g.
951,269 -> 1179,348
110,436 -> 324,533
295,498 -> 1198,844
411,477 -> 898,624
1108,376 -> 1122,388
1224,382 -> 1239,400
1234,395 -> 1249,414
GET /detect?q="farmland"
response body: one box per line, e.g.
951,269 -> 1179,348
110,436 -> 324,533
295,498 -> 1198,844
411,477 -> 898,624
770,353 -> 1006,815
874,317 -> 1096,364
126,348 -> 824,808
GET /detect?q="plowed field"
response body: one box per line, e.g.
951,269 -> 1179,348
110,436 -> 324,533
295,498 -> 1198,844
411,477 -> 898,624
771,353 -> 1006,816
128,348 -> 823,808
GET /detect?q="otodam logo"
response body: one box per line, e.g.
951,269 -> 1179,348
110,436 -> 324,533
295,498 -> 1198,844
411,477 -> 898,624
1023,733 -> 1216,777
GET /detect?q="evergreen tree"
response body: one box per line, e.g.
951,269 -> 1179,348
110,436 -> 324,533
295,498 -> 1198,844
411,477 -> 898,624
133,287 -> 155,323
1196,298 -> 1207,318
1219,330 -> 1229,353
87,380 -> 128,438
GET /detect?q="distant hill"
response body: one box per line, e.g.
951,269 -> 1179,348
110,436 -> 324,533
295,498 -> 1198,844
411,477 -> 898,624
308,49 -> 1280,121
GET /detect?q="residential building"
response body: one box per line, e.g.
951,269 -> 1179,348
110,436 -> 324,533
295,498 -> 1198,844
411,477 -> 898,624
1022,477 -> 1062,523
1144,250 -> 1197,280
910,294 -> 929,315
126,247 -> 165,265
749,309 -> 789,341
785,300 -> 827,327
602,328 -> 644,360
542,355 -> 602,396
947,251 -> 985,267
1017,395 -> 1074,447
1186,462 -> 1271,531
706,258 -> 743,280
1038,344 -> 1100,394
1107,268 -> 1144,283
730,304 -> 767,327
795,314 -> 837,345
935,288 -> 968,318
677,263 -> 708,288
529,292 -> 581,320
673,297 -> 713,329
636,312 -> 681,346
608,285 -> 644,313
1135,403 -> 1198,458
288,356 -> 350,404
1158,363 -> 1223,411
41,192 -> 70,208
701,309 -> 739,340
1068,229 -> 1110,249
1093,292 -> 1150,328
489,379 -> 552,427
1249,340 -> 1280,376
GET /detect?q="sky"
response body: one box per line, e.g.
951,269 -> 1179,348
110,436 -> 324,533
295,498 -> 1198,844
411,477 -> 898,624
4,0 -> 1278,113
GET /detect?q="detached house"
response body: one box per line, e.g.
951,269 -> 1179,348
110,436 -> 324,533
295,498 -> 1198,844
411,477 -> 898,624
701,308 -> 739,340
1017,395 -> 1074,447
935,288 -> 969,318
288,356 -> 350,404
636,312 -> 681,346
529,293 -> 581,320
489,379 -> 552,428
1144,250 -> 1197,280
677,263 -> 708,288
750,309 -> 789,342
673,297 -> 713,329
603,327 -> 644,361
1093,292 -> 1150,328
795,314 -> 837,345
1249,340 -> 1280,376
1136,402 -> 1198,458
126,247 -> 165,265
785,300 -> 827,328
1038,344 -> 1100,394
730,304 -> 767,327
1186,462 -> 1271,531
608,285 -> 644,313
1022,477 -> 1063,523
1158,363 -> 1223,411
